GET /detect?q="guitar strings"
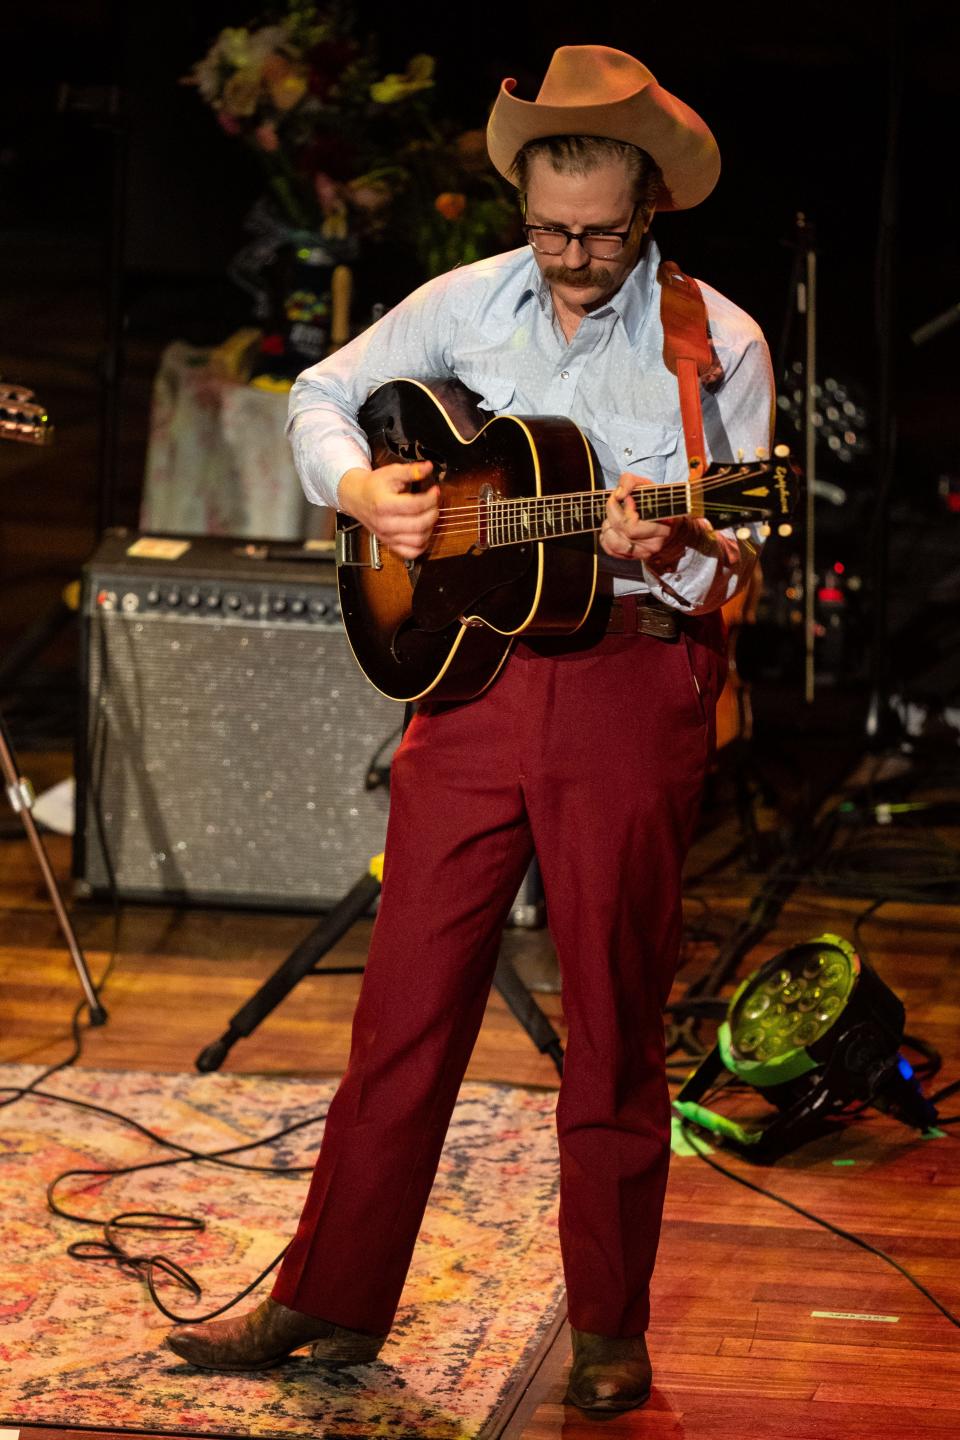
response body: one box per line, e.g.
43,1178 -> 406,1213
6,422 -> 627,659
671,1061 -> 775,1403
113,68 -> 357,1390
423,471 -> 783,538
426,495 -> 775,540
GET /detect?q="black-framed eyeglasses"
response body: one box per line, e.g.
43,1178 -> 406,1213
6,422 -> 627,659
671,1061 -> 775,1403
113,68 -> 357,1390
523,203 -> 640,260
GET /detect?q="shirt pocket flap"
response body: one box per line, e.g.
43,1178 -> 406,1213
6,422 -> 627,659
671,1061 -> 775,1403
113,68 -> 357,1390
587,416 -> 681,485
454,369 -> 517,417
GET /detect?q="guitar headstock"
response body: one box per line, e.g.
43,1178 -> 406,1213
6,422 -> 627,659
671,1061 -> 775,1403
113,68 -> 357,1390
0,381 -> 54,446
697,445 -> 802,536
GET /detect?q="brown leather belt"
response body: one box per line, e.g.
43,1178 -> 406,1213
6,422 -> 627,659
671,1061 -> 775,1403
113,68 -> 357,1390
604,594 -> 681,639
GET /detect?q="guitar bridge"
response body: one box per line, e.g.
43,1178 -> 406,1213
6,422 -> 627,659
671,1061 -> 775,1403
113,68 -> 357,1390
336,525 -> 383,571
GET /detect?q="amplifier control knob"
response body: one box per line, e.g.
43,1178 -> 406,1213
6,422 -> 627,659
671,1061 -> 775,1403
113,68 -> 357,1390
146,586 -> 161,605
309,599 -> 329,617
166,589 -> 181,607
225,593 -> 242,610
186,589 -> 201,608
290,597 -> 306,615
205,591 -> 221,609
271,596 -> 288,614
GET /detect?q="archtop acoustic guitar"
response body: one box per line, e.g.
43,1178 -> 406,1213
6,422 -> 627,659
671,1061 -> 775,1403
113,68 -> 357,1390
336,378 -> 798,702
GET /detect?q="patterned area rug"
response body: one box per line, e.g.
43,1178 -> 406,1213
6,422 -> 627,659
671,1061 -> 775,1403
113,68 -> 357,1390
0,1065 -> 565,1439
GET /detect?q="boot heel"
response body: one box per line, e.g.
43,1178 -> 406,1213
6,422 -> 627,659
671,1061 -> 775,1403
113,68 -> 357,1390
310,1327 -> 386,1368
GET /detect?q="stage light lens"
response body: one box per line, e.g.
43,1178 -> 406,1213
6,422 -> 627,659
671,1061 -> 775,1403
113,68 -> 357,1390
728,940 -> 858,1063
821,960 -> 847,988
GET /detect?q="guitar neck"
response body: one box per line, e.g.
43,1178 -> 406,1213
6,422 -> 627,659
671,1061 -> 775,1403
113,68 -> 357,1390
485,481 -> 692,547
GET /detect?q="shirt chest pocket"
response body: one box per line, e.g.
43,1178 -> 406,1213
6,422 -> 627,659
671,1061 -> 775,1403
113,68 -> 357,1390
588,416 -> 682,486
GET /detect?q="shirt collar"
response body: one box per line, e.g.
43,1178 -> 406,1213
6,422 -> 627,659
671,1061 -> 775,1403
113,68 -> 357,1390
513,235 -> 662,344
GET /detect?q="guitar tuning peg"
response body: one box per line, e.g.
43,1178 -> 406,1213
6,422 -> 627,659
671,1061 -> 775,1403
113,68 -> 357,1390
778,523 -> 793,538
736,526 -> 752,540
759,523 -> 771,538
774,443 -> 791,458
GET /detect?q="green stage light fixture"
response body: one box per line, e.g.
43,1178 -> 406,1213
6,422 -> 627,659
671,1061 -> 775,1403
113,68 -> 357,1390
674,933 -> 938,1160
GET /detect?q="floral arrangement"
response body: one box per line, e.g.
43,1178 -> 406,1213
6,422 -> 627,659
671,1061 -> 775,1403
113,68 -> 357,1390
184,0 -> 517,280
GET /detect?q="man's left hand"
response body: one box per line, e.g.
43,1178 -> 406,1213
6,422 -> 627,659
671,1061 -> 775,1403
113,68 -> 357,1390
599,474 -> 687,566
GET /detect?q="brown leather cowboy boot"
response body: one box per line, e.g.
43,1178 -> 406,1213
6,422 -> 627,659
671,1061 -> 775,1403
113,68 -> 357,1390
565,1327 -> 653,1414
165,1297 -> 386,1372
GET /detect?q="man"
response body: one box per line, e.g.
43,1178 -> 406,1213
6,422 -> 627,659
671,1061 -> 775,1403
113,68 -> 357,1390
167,44 -> 774,1415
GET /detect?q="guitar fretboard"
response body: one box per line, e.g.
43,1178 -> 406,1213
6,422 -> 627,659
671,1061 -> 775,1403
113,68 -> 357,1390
485,481 -> 693,547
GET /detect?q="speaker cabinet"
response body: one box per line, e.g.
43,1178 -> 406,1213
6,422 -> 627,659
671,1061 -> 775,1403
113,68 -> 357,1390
75,531 -> 402,910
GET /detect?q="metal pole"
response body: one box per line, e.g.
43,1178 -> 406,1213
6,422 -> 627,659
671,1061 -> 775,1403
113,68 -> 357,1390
0,713 -> 107,1025
802,241 -> 818,704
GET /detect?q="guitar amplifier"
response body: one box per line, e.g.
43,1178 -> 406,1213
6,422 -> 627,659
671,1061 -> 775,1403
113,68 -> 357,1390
74,530 -> 403,911
74,530 -> 546,924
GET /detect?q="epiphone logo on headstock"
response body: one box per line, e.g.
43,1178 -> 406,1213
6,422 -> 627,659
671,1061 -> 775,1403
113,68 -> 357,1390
774,464 -> 792,513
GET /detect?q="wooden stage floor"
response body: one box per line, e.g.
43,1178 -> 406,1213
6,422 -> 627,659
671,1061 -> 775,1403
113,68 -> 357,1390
2,741 -> 959,1439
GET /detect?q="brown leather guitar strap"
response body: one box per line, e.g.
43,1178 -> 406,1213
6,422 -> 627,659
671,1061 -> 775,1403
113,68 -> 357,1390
657,259 -> 720,477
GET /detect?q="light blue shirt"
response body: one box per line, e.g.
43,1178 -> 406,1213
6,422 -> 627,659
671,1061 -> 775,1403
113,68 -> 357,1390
287,235 -> 774,613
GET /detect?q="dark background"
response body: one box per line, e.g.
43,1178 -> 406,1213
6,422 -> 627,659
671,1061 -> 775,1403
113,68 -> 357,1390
1,0 -> 958,732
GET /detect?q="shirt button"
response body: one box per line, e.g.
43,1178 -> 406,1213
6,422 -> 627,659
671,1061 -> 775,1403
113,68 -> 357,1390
624,446 -> 633,456
560,369 -> 570,380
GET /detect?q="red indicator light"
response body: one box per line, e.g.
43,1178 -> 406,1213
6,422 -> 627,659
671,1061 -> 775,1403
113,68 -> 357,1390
833,561 -> 845,574
818,586 -> 844,604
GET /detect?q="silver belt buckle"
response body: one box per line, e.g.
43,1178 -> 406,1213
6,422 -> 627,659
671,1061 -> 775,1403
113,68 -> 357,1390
639,601 -> 679,640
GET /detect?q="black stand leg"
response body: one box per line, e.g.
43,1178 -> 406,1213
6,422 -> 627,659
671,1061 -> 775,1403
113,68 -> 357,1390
195,861 -> 565,1077
493,953 -> 564,1076
0,711 -> 107,1025
195,869 -> 379,1072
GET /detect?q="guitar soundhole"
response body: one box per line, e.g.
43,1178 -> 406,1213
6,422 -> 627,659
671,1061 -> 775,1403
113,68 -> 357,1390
386,436 -> 447,483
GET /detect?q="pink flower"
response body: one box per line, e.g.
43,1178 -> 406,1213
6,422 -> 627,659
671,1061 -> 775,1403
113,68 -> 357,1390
254,121 -> 279,153
313,171 -> 341,216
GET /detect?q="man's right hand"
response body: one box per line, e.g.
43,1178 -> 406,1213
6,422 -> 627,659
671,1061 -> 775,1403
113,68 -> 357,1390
337,463 -> 439,560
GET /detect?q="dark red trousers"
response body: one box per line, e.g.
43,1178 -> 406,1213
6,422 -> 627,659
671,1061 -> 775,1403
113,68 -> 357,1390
272,614 -> 725,1338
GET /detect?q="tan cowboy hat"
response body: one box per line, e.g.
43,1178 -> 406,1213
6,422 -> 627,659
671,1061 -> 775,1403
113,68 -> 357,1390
486,45 -> 720,210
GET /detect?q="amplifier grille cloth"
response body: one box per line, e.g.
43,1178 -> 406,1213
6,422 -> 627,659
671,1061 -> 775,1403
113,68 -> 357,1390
83,611 -> 401,908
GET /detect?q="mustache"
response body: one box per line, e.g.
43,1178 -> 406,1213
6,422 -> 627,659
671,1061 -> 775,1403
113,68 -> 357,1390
542,265 -> 610,287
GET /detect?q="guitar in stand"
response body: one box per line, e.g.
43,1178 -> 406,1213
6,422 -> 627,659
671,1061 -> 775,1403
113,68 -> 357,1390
0,380 -> 55,446
336,378 -> 800,702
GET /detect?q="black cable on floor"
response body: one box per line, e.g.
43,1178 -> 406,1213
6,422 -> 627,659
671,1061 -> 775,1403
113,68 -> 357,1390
1,1076 -> 331,1323
679,1120 -> 959,1329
